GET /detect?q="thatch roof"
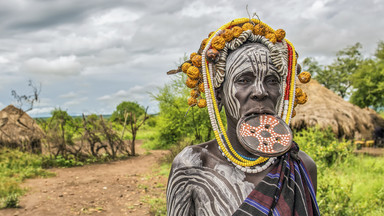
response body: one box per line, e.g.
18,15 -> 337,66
291,80 -> 384,140
0,105 -> 44,152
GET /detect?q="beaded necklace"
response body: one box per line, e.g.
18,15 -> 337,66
200,18 -> 297,169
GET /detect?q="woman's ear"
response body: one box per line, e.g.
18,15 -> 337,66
215,87 -> 223,112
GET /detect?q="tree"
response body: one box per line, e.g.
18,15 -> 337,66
315,43 -> 363,98
43,109 -> 79,157
151,73 -> 224,149
350,42 -> 384,111
11,79 -> 41,113
302,57 -> 323,77
126,109 -> 148,156
111,101 -> 148,156
110,101 -> 145,124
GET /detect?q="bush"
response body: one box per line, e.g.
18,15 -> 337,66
294,127 -> 384,215
149,74 -> 225,149
1,193 -> 20,208
0,148 -> 53,209
294,127 -> 353,168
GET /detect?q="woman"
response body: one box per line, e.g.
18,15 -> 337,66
166,18 -> 319,216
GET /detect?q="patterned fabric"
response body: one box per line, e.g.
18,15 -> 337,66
233,143 -> 320,216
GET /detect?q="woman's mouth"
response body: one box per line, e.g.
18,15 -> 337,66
244,108 -> 275,117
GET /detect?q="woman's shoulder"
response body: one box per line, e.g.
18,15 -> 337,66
298,150 -> 317,173
171,140 -> 223,170
298,150 -> 317,191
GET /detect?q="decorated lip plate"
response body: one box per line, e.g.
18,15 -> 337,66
236,114 -> 293,157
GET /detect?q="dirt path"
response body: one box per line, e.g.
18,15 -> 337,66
0,142 -> 169,216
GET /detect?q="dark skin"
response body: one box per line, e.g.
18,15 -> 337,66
167,44 -> 318,216
189,65 -> 317,193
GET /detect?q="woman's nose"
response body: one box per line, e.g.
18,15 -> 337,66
250,83 -> 268,100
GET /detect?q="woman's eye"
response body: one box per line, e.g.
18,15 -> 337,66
266,77 -> 279,85
237,78 -> 250,84
236,76 -> 252,84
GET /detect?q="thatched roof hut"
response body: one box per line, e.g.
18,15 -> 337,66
291,80 -> 384,140
0,105 -> 44,153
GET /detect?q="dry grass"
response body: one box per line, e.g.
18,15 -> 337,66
291,80 -> 384,139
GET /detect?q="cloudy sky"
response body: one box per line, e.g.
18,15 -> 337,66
0,0 -> 383,117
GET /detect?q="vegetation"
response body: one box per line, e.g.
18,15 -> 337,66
36,101 -> 149,167
146,73 -> 225,150
303,41 -> 384,111
350,41 -> 384,110
141,126 -> 384,216
2,39 -> 384,213
0,148 -> 53,209
110,101 -> 145,124
295,127 -> 384,215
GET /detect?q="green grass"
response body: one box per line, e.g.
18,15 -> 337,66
325,155 -> 384,215
135,125 -> 158,140
157,162 -> 172,177
118,124 -> 158,142
0,148 -> 54,208
142,195 -> 167,216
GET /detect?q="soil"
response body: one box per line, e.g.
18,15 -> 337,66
354,147 -> 384,157
0,141 -> 170,216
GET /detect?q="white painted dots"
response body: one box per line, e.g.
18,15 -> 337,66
239,115 -> 290,153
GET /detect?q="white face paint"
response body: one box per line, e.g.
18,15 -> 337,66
167,146 -> 255,215
223,43 -> 282,120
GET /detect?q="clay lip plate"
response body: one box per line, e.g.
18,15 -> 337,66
236,114 -> 293,157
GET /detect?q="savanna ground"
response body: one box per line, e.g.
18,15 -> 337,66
2,130 -> 384,216
0,141 -> 170,216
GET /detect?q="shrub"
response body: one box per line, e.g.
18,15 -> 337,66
294,127 -> 353,168
294,127 -> 384,215
1,193 -> 20,208
0,148 -> 53,209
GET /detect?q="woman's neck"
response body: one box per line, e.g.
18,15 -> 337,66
225,118 -> 259,159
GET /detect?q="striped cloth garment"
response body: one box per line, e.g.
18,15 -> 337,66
233,143 -> 320,216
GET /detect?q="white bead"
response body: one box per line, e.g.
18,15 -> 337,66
241,167 -> 246,172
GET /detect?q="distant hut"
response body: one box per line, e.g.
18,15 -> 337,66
291,80 -> 384,140
0,105 -> 44,153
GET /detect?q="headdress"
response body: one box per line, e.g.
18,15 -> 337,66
168,18 -> 311,172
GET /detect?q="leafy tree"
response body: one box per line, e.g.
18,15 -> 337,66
151,74 -> 224,149
375,41 -> 384,60
110,101 -> 145,124
302,57 -> 323,77
315,43 -> 363,98
110,101 -> 149,156
43,109 -> 79,157
350,42 -> 384,110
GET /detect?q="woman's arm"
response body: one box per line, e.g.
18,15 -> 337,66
298,150 -> 317,194
166,151 -> 195,216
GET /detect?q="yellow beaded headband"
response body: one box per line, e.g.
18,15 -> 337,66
168,18 -> 311,167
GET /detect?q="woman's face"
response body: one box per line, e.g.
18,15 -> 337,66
223,43 -> 282,121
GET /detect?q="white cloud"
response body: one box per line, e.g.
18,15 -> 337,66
59,91 -> 78,99
63,97 -> 88,106
23,55 -> 83,76
80,47 -> 128,67
0,56 -> 9,64
27,106 -> 55,117
301,0 -> 330,19
0,0 -> 383,116
97,84 -> 158,104
90,8 -> 141,25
